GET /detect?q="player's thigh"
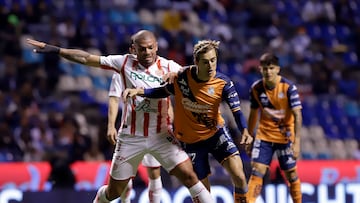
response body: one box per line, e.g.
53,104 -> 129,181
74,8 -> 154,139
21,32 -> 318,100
110,134 -> 146,180
142,154 -> 161,168
183,142 -> 211,180
251,139 -> 275,174
275,143 -> 297,171
251,139 -> 275,165
142,154 -> 161,179
147,133 -> 189,173
209,127 -> 239,165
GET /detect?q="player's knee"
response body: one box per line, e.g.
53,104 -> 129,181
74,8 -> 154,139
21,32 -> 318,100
172,166 -> 199,187
251,168 -> 266,178
107,179 -> 130,200
284,168 -> 299,183
251,162 -> 267,177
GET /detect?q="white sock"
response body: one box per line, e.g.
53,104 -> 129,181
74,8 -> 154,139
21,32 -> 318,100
148,177 -> 162,203
188,181 -> 214,203
120,179 -> 132,203
93,185 -> 110,203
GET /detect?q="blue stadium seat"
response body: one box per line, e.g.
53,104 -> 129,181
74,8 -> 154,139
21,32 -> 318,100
338,79 -> 358,97
79,90 -> 96,105
300,100 -> 316,126
91,76 -> 110,90
59,61 -> 73,75
71,63 -> 89,77
22,48 -> 43,64
343,51 -> 359,66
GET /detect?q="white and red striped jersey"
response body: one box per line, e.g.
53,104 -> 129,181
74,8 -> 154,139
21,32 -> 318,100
102,54 -> 181,137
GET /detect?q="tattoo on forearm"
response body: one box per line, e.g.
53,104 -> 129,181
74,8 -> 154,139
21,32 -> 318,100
60,49 -> 91,64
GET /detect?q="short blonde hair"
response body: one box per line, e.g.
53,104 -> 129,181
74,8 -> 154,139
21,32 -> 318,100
193,40 -> 220,61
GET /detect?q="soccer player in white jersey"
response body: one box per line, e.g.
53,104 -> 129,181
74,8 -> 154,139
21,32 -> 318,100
109,72 -> 163,203
27,30 -> 214,203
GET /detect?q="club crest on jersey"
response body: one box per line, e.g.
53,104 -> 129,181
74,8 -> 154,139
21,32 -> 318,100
278,92 -> 285,99
208,87 -> 215,95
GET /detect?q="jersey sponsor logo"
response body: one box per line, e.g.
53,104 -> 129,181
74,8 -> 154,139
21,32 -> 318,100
134,99 -> 157,112
182,98 -> 210,113
130,72 -> 163,83
181,98 -> 217,129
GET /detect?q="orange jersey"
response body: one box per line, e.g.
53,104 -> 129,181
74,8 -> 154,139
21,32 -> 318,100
169,66 -> 242,144
250,76 -> 302,144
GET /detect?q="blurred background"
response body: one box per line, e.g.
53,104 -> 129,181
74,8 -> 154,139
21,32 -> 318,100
0,0 -> 359,202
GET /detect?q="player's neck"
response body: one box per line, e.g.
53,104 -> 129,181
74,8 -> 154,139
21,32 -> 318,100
264,76 -> 280,89
193,66 -> 210,82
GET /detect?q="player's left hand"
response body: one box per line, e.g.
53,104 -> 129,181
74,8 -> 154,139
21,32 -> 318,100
26,39 -> 46,50
240,129 -> 254,157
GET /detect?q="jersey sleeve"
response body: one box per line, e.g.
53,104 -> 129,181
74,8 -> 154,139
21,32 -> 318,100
222,79 -> 248,131
223,80 -> 241,111
168,60 -> 183,73
249,82 -> 260,109
100,55 -> 127,72
108,73 -> 124,97
287,84 -> 302,109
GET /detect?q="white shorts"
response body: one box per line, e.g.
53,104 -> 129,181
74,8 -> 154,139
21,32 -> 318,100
142,154 -> 161,168
110,132 -> 189,180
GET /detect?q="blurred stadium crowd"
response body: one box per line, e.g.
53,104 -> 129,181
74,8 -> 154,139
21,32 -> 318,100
0,0 -> 360,168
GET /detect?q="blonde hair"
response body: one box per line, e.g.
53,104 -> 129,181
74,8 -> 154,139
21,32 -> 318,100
193,40 -> 220,61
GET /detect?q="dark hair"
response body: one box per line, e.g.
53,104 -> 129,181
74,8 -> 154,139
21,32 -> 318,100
260,53 -> 279,66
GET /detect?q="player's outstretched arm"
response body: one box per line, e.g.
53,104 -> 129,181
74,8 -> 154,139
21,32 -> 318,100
26,38 -> 101,67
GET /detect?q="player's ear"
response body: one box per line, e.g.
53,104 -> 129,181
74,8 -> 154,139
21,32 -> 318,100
155,42 -> 158,51
129,44 -> 136,54
276,65 -> 281,74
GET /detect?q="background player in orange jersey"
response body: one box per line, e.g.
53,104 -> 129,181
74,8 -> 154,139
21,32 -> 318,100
246,53 -> 303,203
123,40 -> 254,203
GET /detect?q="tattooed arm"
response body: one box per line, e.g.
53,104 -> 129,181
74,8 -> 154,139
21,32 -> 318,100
27,38 -> 101,67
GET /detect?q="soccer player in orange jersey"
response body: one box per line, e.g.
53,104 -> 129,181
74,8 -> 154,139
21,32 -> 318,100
123,40 -> 254,203
246,53 -> 303,203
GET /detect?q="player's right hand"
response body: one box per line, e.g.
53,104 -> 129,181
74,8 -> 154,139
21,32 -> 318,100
26,39 -> 46,51
107,126 -> 118,145
122,88 -> 143,101
26,38 -> 60,54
